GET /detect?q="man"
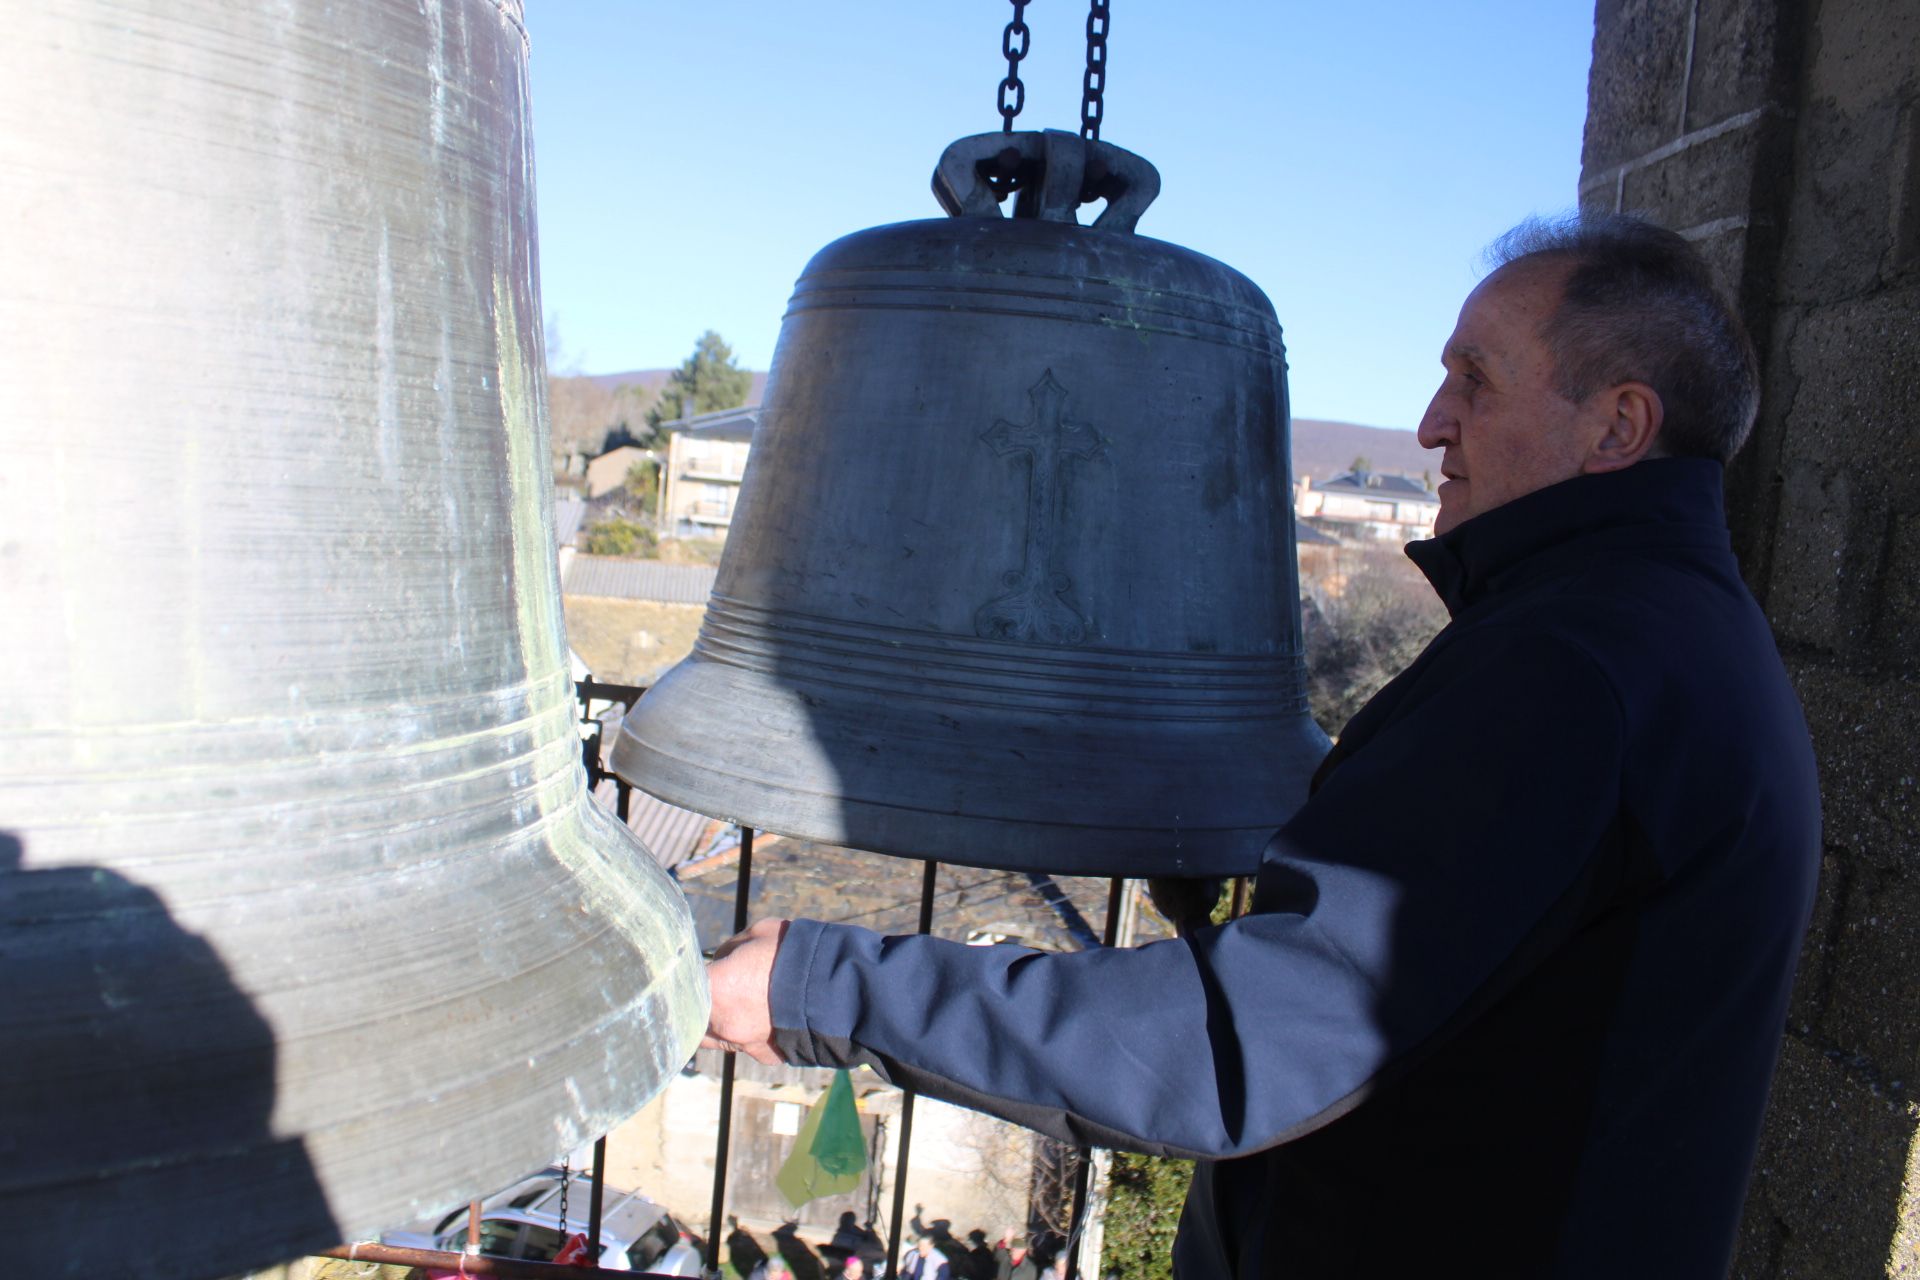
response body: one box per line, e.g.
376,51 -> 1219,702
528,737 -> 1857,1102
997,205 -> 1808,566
993,1235 -> 1039,1280
705,215 -> 1821,1276
904,1235 -> 953,1280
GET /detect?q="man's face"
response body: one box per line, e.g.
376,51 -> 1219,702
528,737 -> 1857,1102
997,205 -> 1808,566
844,1258 -> 865,1279
1417,260 -> 1592,535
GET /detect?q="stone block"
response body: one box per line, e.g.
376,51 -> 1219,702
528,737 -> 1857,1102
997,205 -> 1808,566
1899,103 -> 1920,275
1781,661 -> 1920,1080
1808,851 -> 1920,1087
1802,0 -> 1920,116
1785,852 -> 1849,1036
1684,0 -> 1793,130
1583,0 -> 1692,175
1578,174 -> 1619,217
1735,1036 -> 1918,1279
1688,221 -> 1754,300
1780,291 -> 1920,465
1620,114 -> 1767,230
1788,663 -> 1920,865
1762,291 -> 1920,656
1897,1134 -> 1920,1277
1778,98 -> 1906,303
1876,513 -> 1920,655
1765,463 -> 1851,651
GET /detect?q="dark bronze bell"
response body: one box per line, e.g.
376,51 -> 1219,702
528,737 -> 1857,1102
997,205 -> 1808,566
614,130 -> 1330,876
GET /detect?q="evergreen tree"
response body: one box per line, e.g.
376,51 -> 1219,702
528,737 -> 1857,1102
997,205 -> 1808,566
645,330 -> 752,433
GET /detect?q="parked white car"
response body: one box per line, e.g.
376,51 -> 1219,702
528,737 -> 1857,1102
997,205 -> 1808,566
382,1167 -> 702,1275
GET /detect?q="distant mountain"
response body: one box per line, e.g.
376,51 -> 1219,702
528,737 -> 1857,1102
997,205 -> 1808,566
1291,418 -> 1433,487
564,370 -> 1430,483
582,368 -> 771,405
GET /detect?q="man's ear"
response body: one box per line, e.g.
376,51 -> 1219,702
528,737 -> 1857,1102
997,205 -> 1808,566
1582,380 -> 1664,473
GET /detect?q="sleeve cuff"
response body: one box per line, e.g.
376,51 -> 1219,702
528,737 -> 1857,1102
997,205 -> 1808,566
768,916 -> 828,1064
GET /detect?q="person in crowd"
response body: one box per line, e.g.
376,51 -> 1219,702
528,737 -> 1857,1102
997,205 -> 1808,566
901,1234 -> 952,1280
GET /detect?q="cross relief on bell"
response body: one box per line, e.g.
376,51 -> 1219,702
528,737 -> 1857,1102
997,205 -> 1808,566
975,369 -> 1109,646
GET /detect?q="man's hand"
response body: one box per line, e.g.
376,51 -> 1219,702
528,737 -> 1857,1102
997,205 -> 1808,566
702,917 -> 791,1065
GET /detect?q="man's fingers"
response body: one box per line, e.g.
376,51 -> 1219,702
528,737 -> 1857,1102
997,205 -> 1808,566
711,916 -> 786,962
699,1032 -> 780,1065
702,916 -> 791,1067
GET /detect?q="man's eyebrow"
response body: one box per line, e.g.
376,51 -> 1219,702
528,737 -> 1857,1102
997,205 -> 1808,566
1446,340 -> 1489,367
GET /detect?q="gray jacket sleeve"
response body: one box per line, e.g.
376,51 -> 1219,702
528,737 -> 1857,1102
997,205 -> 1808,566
766,625 -> 1626,1159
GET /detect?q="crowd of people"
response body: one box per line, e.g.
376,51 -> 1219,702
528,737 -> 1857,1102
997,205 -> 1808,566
734,1210 -> 1078,1280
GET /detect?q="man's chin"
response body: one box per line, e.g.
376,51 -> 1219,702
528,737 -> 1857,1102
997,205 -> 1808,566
1431,480 -> 1470,535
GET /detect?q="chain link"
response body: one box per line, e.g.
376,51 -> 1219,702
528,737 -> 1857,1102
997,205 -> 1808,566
998,0 -> 1031,132
1080,0 -> 1109,141
557,1158 -> 571,1246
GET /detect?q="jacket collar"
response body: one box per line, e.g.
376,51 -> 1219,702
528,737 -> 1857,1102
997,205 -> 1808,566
1403,457 -> 1731,616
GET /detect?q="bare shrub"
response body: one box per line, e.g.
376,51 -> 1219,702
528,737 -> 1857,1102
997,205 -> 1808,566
1301,548 -> 1448,736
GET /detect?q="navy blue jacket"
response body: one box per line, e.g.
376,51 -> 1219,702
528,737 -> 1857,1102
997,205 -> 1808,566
769,459 -> 1821,1277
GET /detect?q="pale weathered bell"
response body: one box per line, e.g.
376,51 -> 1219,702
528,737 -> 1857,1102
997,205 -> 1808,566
0,4 -> 706,1277
615,130 -> 1330,876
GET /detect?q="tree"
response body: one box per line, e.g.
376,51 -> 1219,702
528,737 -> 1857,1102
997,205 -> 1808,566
548,375 -> 655,461
1302,550 -> 1447,734
1347,454 -> 1373,474
645,330 -> 752,432
583,517 -> 657,558
1099,884 -> 1233,1280
625,459 -> 660,516
1101,1152 -> 1190,1280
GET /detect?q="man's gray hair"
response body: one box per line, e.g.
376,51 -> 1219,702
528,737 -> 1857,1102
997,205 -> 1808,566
1488,214 -> 1760,463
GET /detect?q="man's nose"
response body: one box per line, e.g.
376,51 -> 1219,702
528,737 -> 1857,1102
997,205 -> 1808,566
1417,391 -> 1456,449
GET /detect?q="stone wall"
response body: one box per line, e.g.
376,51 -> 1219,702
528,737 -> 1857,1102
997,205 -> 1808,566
1581,0 -> 1919,1273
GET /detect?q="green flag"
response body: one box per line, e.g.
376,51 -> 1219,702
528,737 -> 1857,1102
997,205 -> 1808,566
776,1069 -> 867,1208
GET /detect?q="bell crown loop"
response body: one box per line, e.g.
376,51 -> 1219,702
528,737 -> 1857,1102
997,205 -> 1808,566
932,129 -> 1160,232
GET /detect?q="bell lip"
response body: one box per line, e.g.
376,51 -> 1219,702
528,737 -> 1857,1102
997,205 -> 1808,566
607,658 -> 1328,879
613,731 -> 1291,876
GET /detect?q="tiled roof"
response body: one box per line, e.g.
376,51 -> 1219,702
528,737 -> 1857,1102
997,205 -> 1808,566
552,498 -> 585,549
662,404 -> 760,442
591,777 -> 715,870
1315,469 -> 1438,501
562,556 -> 717,604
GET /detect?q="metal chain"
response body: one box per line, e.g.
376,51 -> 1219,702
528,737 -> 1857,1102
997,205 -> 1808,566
998,0 -> 1031,132
1080,0 -> 1109,141
557,1158 -> 571,1245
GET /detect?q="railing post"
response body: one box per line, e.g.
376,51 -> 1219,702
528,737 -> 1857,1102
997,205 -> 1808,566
587,1135 -> 607,1262
1063,877 -> 1127,1279
703,826 -> 754,1276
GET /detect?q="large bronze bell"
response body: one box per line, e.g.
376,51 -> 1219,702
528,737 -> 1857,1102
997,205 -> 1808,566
615,130 -> 1330,876
0,4 -> 706,1277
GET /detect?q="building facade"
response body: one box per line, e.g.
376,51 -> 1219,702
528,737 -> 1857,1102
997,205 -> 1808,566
659,406 -> 759,541
1294,468 -> 1440,542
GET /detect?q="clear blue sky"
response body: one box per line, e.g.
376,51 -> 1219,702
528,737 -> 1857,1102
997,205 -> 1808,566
525,2 -> 1594,431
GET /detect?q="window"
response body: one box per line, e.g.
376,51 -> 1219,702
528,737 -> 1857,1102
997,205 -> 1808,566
629,1219 -> 678,1272
518,1224 -> 567,1262
476,1219 -> 521,1256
